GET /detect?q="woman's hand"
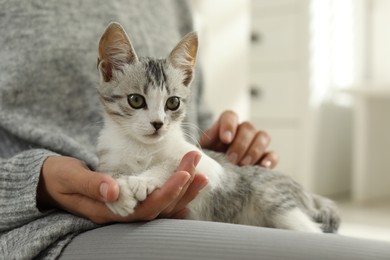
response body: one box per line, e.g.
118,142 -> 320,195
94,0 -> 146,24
200,110 -> 278,168
37,151 -> 207,224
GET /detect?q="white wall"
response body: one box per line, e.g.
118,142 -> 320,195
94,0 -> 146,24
369,0 -> 390,83
348,0 -> 390,202
308,0 -> 356,196
191,0 -> 250,120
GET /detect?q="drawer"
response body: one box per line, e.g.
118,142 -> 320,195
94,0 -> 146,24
251,12 -> 302,66
249,71 -> 307,119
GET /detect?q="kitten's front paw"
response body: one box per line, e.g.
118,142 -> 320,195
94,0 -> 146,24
127,175 -> 162,201
106,176 -> 162,217
105,177 -> 137,217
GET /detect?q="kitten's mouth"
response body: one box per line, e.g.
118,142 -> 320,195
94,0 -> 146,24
143,129 -> 167,142
140,131 -> 164,144
146,131 -> 161,138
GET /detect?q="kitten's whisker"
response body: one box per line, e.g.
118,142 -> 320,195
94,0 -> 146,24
181,122 -> 208,138
184,133 -> 200,147
81,119 -> 105,135
181,125 -> 201,148
181,122 -> 209,147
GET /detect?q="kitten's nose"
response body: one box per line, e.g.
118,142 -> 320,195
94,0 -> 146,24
151,121 -> 163,131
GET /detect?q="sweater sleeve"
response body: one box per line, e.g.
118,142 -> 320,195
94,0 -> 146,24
0,149 -> 59,233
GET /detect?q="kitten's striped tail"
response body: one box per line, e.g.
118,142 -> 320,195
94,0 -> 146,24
311,194 -> 341,233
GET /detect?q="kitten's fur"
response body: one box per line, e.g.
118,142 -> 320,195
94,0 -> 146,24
96,22 -> 340,233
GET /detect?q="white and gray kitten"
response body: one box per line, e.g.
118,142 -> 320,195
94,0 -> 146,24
96,22 -> 340,233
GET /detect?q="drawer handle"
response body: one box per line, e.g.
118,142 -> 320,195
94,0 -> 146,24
250,86 -> 262,99
251,32 -> 262,44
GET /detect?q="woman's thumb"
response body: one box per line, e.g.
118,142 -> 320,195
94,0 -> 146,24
72,170 -> 119,203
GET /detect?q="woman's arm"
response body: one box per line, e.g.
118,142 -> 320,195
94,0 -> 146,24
0,149 -> 58,232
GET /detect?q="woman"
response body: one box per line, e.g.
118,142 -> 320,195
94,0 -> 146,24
0,1 -> 277,258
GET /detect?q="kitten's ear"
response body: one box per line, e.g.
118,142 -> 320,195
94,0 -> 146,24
167,32 -> 198,87
98,22 -> 138,82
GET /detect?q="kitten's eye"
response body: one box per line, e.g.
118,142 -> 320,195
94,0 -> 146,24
128,94 -> 146,109
166,96 -> 180,111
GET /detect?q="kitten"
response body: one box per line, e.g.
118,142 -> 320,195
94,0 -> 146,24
96,22 -> 340,233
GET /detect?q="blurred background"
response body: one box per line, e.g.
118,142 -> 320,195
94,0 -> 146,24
190,0 -> 390,241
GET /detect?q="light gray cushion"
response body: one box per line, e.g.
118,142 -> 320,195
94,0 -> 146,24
60,219 -> 390,260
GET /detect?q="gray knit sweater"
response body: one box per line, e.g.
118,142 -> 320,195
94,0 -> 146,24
0,1 -> 211,258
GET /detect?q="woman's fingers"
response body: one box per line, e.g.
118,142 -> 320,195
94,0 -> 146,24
199,122 -> 219,148
199,110 -> 278,168
226,121 -> 257,164
217,110 -> 239,144
238,130 -> 271,166
199,111 -> 238,152
39,153 -> 208,224
133,170 -> 192,221
67,169 -> 119,203
59,193 -> 118,224
64,169 -> 196,224
160,174 -> 208,218
158,152 -> 205,217
258,151 -> 279,169
43,156 -> 119,203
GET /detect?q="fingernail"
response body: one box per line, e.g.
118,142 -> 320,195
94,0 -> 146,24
180,172 -> 191,186
174,208 -> 189,219
196,177 -> 208,191
99,182 -> 108,201
194,152 -> 202,168
228,153 -> 238,164
223,131 -> 233,143
261,134 -> 270,146
241,155 -> 252,165
262,160 -> 272,169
